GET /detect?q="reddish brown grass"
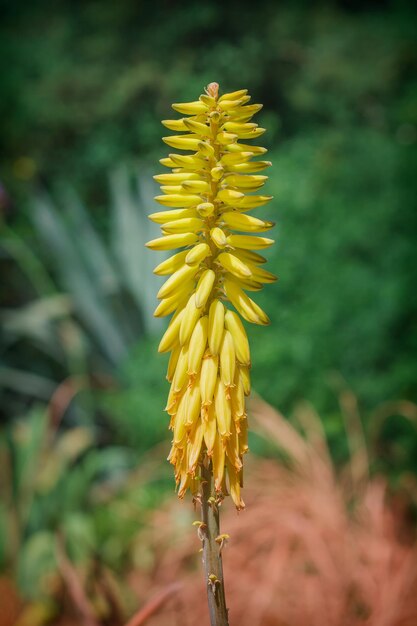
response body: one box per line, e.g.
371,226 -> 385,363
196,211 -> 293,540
128,398 -> 417,626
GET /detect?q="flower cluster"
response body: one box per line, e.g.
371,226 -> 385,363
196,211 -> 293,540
146,83 -> 275,509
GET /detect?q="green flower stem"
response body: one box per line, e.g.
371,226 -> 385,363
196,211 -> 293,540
200,461 -> 229,626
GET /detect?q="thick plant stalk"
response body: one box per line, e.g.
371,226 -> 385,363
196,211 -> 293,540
200,462 -> 229,626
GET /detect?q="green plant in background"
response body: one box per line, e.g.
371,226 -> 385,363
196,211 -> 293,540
1,165 -> 162,418
1,3 -> 416,194
29,167 -> 161,360
2,2 -> 416,443
0,2 -> 416,621
0,403 -> 172,625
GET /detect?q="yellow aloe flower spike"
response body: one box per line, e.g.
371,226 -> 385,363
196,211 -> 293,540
146,82 -> 275,510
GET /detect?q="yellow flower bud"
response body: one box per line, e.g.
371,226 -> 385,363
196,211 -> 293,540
208,299 -> 225,356
225,310 -> 251,366
219,330 -> 236,391
217,252 -> 252,279
203,403 -> 217,456
153,250 -> 188,276
185,242 -> 211,265
187,316 -> 208,378
200,353 -> 219,409
195,270 -> 216,309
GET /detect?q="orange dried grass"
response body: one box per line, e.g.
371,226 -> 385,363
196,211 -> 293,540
129,398 -> 417,626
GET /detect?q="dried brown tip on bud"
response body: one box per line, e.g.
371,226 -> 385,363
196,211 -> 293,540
206,82 -> 219,99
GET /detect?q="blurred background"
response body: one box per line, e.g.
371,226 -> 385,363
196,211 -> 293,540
1,1 -> 417,625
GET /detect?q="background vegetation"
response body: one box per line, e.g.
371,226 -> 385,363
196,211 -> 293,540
1,1 -> 417,624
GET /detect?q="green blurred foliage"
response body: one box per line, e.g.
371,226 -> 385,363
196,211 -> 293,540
105,338 -> 169,450
0,406 -> 171,605
2,2 -> 417,615
1,2 -> 417,466
1,1 -> 416,192
251,128 -> 417,411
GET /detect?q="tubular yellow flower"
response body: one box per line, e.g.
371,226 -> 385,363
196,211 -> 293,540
147,82 -> 275,510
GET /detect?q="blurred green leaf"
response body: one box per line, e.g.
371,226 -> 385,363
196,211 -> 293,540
62,512 -> 96,563
17,531 -> 57,600
31,193 -> 129,366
